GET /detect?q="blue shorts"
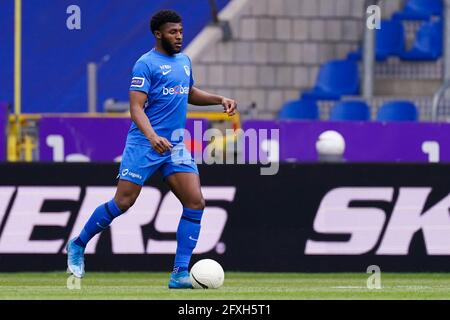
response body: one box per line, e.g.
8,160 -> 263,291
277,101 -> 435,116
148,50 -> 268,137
118,142 -> 199,186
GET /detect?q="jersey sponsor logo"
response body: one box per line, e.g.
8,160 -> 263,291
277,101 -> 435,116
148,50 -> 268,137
184,65 -> 191,77
130,77 -> 145,88
162,70 -> 172,76
128,171 -> 142,180
121,169 -> 142,180
0,186 -> 235,254
162,85 -> 190,96
305,187 -> 450,255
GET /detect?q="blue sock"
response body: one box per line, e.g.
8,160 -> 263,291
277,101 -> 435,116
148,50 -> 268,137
75,199 -> 124,248
173,208 -> 203,273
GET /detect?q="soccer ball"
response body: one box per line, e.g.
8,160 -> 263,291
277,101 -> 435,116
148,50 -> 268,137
190,259 -> 225,289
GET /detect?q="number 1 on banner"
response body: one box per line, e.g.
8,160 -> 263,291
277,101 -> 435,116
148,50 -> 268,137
422,141 -> 440,163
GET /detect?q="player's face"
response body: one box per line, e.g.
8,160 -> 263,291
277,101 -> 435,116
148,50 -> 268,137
159,22 -> 183,54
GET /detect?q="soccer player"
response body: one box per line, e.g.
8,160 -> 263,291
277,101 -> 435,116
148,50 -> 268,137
66,10 -> 237,289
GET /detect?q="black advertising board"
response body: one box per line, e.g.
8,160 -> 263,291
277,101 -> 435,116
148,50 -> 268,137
0,163 -> 450,272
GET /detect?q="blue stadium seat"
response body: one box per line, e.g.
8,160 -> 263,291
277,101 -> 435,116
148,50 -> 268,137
393,0 -> 443,21
301,60 -> 359,101
329,101 -> 371,121
376,101 -> 418,122
278,100 -> 319,120
347,19 -> 405,61
400,19 -> 443,61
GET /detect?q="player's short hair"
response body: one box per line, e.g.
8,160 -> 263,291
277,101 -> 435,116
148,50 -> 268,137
150,10 -> 182,34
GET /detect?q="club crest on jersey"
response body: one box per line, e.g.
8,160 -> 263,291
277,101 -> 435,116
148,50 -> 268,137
131,77 -> 145,88
184,65 -> 191,77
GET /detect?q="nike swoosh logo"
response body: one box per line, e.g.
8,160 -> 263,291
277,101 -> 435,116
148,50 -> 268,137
162,70 -> 172,75
189,236 -> 198,241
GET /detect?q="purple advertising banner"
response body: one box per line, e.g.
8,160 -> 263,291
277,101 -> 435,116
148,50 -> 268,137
0,103 -> 7,161
39,117 -> 208,162
243,120 -> 450,162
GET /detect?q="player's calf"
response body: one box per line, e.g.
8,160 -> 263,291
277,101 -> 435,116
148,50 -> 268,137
67,199 -> 126,277
168,207 -> 204,289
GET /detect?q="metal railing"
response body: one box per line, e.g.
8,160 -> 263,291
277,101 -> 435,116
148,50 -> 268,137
431,81 -> 450,121
362,0 -> 381,99
431,0 -> 450,121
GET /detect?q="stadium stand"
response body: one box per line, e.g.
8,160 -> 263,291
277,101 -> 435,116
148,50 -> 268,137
2,0 -> 439,123
4,0 -> 444,121
285,0 -> 444,122
188,0 -> 437,120
186,0 -> 368,118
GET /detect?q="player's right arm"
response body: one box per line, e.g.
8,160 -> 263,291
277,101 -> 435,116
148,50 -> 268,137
129,60 -> 172,154
129,91 -> 173,154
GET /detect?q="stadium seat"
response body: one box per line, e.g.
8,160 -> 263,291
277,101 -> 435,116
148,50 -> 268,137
329,101 -> 371,121
301,60 -> 359,101
393,0 -> 443,21
393,0 -> 444,20
347,19 -> 405,61
278,100 -> 319,120
376,101 -> 418,122
400,19 -> 443,61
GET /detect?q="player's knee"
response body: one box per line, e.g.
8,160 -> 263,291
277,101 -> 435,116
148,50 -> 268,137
199,198 -> 206,210
187,197 -> 205,211
114,195 -> 137,212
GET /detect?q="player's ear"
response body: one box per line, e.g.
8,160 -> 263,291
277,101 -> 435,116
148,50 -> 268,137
154,30 -> 162,40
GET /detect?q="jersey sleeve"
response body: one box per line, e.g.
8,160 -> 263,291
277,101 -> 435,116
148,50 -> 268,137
129,61 -> 151,94
188,56 -> 195,87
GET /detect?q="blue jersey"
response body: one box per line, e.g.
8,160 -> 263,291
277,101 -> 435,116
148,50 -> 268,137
127,49 -> 194,146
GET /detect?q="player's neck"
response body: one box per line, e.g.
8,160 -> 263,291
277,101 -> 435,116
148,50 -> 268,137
154,45 -> 176,57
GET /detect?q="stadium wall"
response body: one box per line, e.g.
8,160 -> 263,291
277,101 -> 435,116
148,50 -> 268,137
1,163 -> 450,272
0,0 -> 230,113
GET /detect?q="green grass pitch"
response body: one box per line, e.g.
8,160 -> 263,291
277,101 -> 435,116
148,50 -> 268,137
1,272 -> 450,300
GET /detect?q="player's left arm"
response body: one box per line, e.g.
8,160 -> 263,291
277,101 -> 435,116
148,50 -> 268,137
189,86 -> 237,116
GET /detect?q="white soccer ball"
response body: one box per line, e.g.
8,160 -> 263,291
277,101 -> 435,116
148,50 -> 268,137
190,259 -> 225,289
316,130 -> 346,156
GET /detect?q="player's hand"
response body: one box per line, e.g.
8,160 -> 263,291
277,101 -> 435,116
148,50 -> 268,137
149,135 -> 173,154
222,97 -> 237,116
